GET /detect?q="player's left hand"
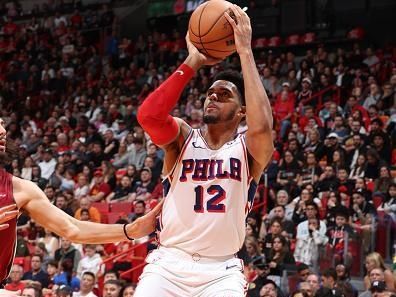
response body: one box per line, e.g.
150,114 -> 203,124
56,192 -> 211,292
224,4 -> 252,55
128,199 -> 164,239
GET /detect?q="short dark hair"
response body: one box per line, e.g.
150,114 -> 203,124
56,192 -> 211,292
23,284 -> 42,297
135,200 -> 146,208
213,70 -> 245,105
82,271 -> 96,280
104,279 -> 122,288
297,263 -> 310,272
105,269 -> 119,279
323,268 -> 337,280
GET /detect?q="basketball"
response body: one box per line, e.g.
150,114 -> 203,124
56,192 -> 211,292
188,0 -> 236,59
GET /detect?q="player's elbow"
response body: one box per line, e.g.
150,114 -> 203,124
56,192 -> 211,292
62,225 -> 80,242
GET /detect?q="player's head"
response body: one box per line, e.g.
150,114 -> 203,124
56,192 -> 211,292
203,70 -> 245,125
0,118 -> 18,165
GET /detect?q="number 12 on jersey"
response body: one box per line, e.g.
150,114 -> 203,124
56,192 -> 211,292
194,185 -> 226,213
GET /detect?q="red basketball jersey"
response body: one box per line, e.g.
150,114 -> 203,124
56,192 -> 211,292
0,168 -> 16,282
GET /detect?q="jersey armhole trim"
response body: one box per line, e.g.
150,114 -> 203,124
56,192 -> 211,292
163,128 -> 194,181
240,135 -> 251,185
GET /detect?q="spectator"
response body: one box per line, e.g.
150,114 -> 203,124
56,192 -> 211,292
267,235 -> 296,284
130,168 -> 156,201
103,280 -> 122,297
54,238 -> 82,274
74,197 -> 101,223
120,284 -> 136,297
54,194 -> 74,216
88,169 -> 111,202
294,216 -> 328,272
22,254 -> 49,289
53,259 -> 80,291
74,174 -> 90,200
106,175 -> 134,203
72,271 -> 97,297
359,268 -> 385,297
259,279 -> 278,297
275,150 -> 300,197
274,90 -> 294,140
306,274 -> 321,296
21,284 -> 42,297
113,137 -> 147,170
38,149 -> 57,180
363,253 -> 395,292
57,285 -> 73,297
296,263 -> 311,284
378,183 -> 396,222
350,189 -> 377,253
4,264 -> 25,292
76,244 -> 103,278
327,208 -> 356,266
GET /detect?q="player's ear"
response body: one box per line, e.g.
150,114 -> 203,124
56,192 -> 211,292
238,106 -> 246,118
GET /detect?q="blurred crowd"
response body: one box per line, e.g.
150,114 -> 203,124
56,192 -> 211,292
0,1 -> 396,297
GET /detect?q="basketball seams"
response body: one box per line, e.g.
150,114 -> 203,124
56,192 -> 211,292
198,2 -> 210,56
198,32 -> 234,44
199,7 -> 231,38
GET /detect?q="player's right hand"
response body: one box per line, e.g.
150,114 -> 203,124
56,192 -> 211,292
185,32 -> 222,68
0,204 -> 18,231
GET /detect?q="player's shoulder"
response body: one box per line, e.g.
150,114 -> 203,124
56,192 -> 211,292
12,176 -> 41,207
161,117 -> 192,151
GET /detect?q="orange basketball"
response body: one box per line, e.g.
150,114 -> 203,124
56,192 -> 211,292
188,0 -> 236,59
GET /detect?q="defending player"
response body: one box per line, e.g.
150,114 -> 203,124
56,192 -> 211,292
135,5 -> 273,297
0,117 -> 162,292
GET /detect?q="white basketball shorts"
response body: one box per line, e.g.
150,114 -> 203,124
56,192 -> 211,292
134,246 -> 247,297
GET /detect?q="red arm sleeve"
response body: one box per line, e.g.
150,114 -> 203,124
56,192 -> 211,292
137,63 -> 195,145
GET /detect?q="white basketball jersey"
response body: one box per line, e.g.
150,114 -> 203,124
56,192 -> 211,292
159,129 -> 257,257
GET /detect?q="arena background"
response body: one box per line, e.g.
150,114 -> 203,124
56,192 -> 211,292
0,0 -> 395,296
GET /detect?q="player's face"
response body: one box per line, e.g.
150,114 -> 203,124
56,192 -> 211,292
203,80 -> 243,124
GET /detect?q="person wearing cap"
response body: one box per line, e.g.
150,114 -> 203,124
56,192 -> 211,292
38,148 -> 57,180
114,119 -> 129,141
360,269 -> 386,297
57,284 -> 73,297
369,281 -> 388,297
248,256 -> 273,297
322,133 -> 345,166
88,169 -> 111,202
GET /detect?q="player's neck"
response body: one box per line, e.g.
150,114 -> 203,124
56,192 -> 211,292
203,124 -> 238,149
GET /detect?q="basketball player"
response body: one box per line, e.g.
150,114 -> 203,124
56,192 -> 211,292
0,118 -> 162,294
135,5 -> 273,297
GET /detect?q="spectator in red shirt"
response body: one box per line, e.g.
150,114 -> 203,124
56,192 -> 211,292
299,105 -> 323,132
4,264 -> 25,292
274,90 -> 294,139
88,170 -> 111,202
